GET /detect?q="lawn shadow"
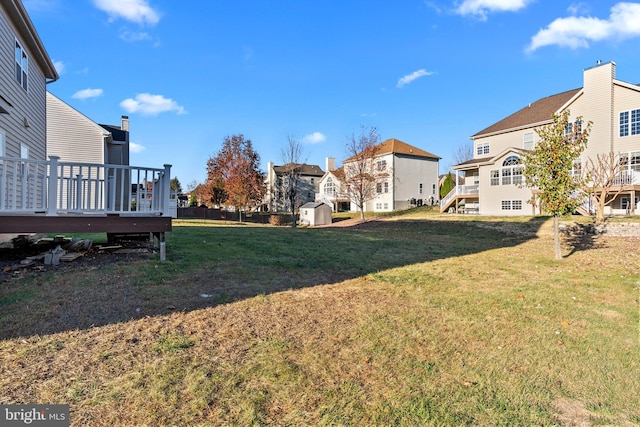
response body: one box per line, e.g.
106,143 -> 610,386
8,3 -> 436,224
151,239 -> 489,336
0,217 -> 547,339
562,222 -> 605,257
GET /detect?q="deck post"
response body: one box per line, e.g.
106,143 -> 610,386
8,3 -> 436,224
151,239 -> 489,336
159,232 -> 166,261
47,156 -> 60,216
162,164 -> 172,217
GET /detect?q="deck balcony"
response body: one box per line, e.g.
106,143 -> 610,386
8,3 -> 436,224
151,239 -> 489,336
0,156 -> 172,258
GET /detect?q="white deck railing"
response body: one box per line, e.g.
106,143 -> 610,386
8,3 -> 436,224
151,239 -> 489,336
0,155 -> 172,216
440,184 -> 479,210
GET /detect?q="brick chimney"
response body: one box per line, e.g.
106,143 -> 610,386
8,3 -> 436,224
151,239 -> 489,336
326,157 -> 336,172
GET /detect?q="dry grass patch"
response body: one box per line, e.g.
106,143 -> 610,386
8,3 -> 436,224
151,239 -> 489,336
0,216 -> 638,425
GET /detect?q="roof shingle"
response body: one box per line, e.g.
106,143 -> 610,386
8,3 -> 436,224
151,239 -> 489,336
472,88 -> 581,138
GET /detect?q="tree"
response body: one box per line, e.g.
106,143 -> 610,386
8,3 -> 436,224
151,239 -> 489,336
522,110 -> 592,260
207,134 -> 266,220
440,172 -> 454,199
585,152 -> 626,224
343,126 -> 383,222
280,135 -> 305,228
452,143 -> 474,166
170,177 -> 183,194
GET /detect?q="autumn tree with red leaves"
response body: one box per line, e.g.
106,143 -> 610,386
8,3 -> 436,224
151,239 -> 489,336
207,134 -> 266,220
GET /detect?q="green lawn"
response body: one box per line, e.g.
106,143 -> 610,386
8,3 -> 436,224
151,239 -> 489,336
0,212 -> 638,426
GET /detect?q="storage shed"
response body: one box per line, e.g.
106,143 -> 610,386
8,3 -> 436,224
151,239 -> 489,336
299,202 -> 332,226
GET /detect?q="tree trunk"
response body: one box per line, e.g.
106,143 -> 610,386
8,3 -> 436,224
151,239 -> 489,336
291,210 -> 296,228
553,214 -> 562,260
359,208 -> 365,223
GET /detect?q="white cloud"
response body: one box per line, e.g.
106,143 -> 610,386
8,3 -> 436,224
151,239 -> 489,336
53,60 -> 64,75
129,142 -> 145,153
302,132 -> 326,144
119,30 -> 152,42
93,0 -> 160,25
455,0 -> 532,20
120,93 -> 186,116
527,2 -> 640,52
397,69 -> 434,88
71,88 -> 103,100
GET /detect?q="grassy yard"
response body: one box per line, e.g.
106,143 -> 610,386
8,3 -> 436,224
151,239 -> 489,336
0,212 -> 638,426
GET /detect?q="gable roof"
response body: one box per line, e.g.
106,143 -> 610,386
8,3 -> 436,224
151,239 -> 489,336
273,163 -> 324,176
472,88 -> 581,138
4,0 -> 58,81
345,138 -> 440,162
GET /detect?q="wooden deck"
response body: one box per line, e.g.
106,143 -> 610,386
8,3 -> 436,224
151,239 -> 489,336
0,214 -> 171,234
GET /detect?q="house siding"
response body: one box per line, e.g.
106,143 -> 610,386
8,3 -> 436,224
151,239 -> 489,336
459,61 -> 640,217
0,3 -> 48,161
393,153 -> 439,209
46,92 -> 106,164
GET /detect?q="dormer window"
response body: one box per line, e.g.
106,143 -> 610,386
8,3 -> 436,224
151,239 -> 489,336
15,39 -> 28,91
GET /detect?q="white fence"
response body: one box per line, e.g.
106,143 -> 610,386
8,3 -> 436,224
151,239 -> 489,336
0,155 -> 171,216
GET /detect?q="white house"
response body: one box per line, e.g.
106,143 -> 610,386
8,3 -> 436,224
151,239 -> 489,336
444,61 -> 640,217
338,138 -> 440,213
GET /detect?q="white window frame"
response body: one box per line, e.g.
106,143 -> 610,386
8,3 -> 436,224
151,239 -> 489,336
512,200 -> 523,210
490,170 -> 499,186
619,109 -> 640,137
15,39 -> 28,91
477,142 -> 489,156
523,132 -> 534,150
501,200 -> 511,210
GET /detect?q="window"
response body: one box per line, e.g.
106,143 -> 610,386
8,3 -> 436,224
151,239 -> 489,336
619,109 -> 640,137
384,181 -> 388,193
621,197 -> 639,211
512,200 -> 523,210
383,203 -> 388,209
15,39 -> 28,91
501,200 -> 511,210
477,142 -> 489,156
432,184 -> 436,194
620,111 -> 629,137
512,167 -> 522,185
375,203 -> 382,210
310,178 -> 314,184
323,177 -> 335,195
377,160 -> 387,171
419,183 -> 423,194
570,159 -> 582,178
501,156 -> 520,185
502,168 -> 512,185
376,182 -> 382,194
490,170 -> 499,186
473,172 -> 479,185
523,132 -> 534,150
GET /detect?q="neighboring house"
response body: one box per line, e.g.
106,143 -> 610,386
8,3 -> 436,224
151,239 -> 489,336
299,202 -> 332,226
444,61 -> 640,217
0,0 -> 172,257
316,157 -> 351,212
339,138 -> 440,213
47,92 -> 133,210
264,161 -> 324,212
47,92 -> 130,166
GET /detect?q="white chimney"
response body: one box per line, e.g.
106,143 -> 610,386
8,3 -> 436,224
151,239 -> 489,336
121,115 -> 129,131
326,157 -> 336,172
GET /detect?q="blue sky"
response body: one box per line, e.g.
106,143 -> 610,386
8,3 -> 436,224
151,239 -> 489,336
24,0 -> 640,189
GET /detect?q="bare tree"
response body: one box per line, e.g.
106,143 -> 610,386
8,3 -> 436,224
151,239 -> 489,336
343,126 -> 384,222
585,152 -> 626,224
452,143 -> 474,166
280,135 -> 305,228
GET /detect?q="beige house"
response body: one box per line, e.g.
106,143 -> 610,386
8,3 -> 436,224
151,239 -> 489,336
445,61 -> 640,217
317,138 -> 440,213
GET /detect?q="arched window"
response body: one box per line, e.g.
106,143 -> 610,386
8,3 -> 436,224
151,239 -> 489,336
502,156 -> 520,166
501,156 -> 522,185
323,177 -> 335,196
